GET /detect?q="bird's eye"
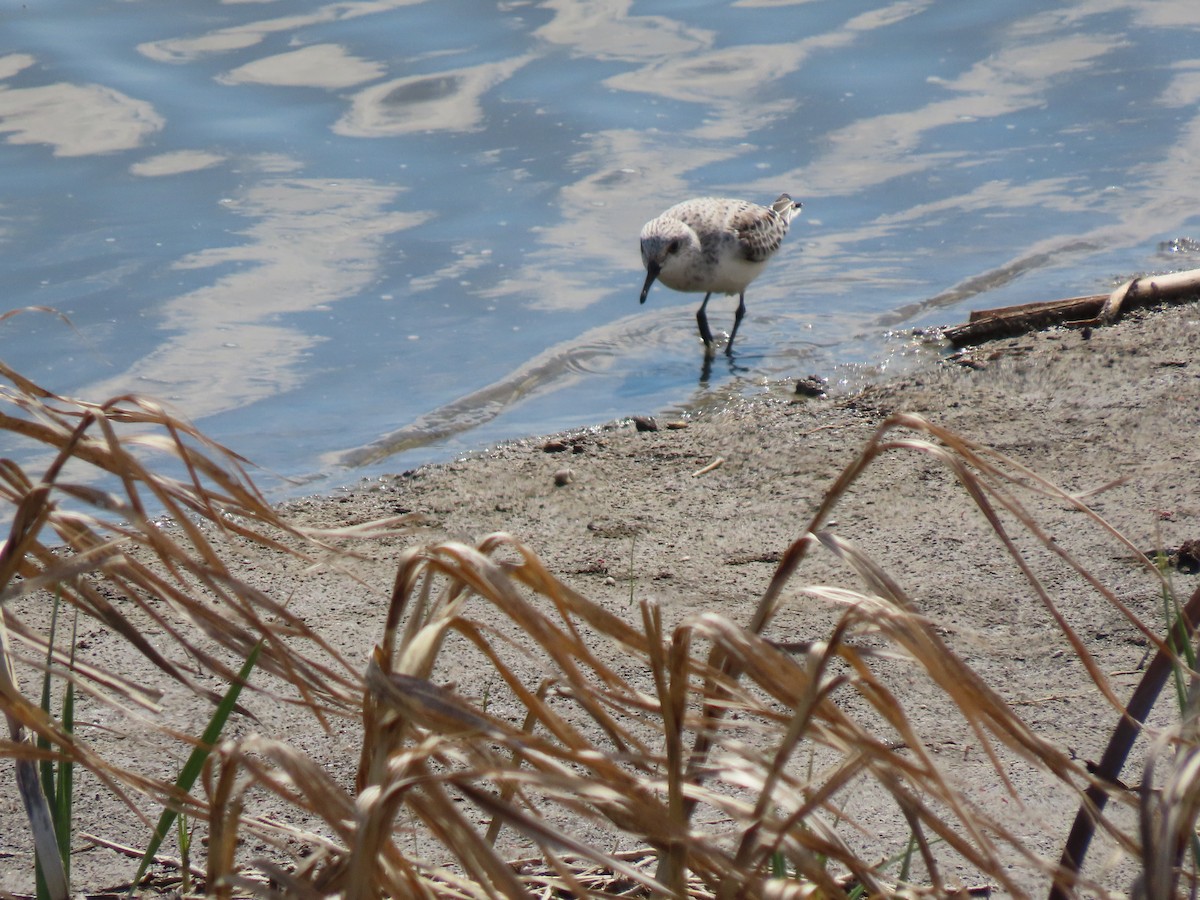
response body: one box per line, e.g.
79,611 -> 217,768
666,240 -> 680,255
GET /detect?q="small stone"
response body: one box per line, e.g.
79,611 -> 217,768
1175,539 -> 1200,573
604,576 -> 616,586
665,421 -> 688,430
553,468 -> 573,486
633,416 -> 658,432
543,439 -> 569,453
794,375 -> 827,398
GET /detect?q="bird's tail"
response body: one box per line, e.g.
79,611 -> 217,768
772,193 -> 803,224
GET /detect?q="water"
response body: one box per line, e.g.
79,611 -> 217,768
3,0 -> 1199,499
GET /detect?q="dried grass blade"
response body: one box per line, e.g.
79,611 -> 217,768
206,746 -> 245,900
642,599 -> 687,895
815,532 -> 1079,780
720,620 -> 850,897
455,780 -> 671,897
485,678 -> 552,846
402,778 -> 531,900
1136,708 -> 1200,900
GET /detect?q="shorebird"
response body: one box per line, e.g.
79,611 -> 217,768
638,193 -> 802,354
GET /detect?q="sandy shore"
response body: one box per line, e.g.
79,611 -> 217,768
4,301 -> 1200,895
279,299 -> 1199,893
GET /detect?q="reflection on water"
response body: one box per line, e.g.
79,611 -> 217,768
0,54 -> 163,156
2,1 -> 1200,497
338,57 -> 534,136
83,174 -> 431,420
220,44 -> 386,90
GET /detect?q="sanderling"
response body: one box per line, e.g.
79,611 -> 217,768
638,193 -> 802,354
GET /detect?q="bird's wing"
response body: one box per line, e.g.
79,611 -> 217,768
730,203 -> 788,262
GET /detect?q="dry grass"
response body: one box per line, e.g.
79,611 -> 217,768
0,333 -> 1198,898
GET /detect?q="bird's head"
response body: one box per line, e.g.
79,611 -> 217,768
638,217 -> 698,304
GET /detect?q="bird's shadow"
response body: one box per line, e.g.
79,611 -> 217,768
699,346 -> 751,384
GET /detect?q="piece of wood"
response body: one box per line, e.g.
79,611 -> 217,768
942,266 -> 1200,346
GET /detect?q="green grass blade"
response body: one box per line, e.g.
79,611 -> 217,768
898,830 -> 918,883
37,593 -> 61,803
769,849 -> 788,880
54,609 -> 79,884
35,592 -> 66,900
54,683 -> 74,884
131,640 -> 263,891
24,757 -> 68,900
176,813 -> 193,895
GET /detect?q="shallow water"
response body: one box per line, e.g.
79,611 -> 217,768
3,1 -> 1200,498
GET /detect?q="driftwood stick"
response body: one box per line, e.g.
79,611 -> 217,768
1048,581 -> 1200,900
943,266 -> 1200,346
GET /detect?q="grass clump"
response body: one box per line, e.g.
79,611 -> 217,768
0,346 -> 410,897
0,332 -> 1197,897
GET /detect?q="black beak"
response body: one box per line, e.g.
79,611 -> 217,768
639,261 -> 660,305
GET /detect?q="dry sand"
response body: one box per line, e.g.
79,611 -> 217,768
3,301 -> 1200,896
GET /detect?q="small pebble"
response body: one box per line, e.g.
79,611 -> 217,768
666,420 -> 688,430
604,576 -> 616,586
553,468 -> 573,486
633,416 -> 658,432
794,375 -> 828,398
543,439 -> 569,453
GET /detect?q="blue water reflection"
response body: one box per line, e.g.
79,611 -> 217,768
2,1 -> 1199,497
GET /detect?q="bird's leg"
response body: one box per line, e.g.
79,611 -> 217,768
726,293 -> 746,355
696,293 -> 715,348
